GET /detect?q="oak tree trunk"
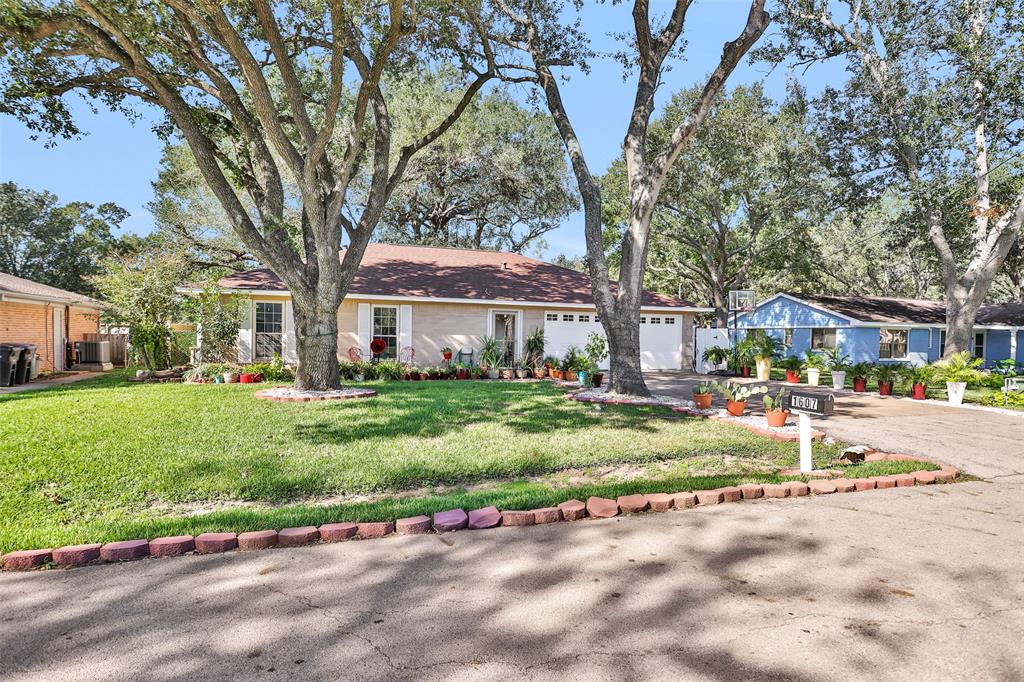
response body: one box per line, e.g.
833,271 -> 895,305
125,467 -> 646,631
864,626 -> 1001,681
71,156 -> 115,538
942,284 -> 988,358
291,295 -> 342,391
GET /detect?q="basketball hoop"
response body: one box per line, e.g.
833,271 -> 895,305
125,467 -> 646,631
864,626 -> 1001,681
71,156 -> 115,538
728,290 -> 756,312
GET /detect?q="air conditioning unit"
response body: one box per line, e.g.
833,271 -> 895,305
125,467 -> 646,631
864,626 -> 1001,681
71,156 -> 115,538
76,340 -> 111,364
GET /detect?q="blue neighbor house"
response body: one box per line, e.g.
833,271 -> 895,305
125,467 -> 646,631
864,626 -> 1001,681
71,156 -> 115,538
731,293 -> 1024,368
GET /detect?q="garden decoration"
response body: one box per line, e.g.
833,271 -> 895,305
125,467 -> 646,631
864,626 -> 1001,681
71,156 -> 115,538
715,380 -> 767,416
369,338 -> 387,364
933,351 -> 983,406
762,387 -> 790,428
692,381 -> 715,409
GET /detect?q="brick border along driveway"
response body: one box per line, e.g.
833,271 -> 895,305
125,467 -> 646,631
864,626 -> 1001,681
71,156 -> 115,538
644,372 -> 1024,481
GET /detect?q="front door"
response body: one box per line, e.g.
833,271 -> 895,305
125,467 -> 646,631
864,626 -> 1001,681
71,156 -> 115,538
493,312 -> 517,366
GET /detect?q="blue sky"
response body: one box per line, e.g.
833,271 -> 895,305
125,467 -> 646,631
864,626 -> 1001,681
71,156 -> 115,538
0,2 -> 837,260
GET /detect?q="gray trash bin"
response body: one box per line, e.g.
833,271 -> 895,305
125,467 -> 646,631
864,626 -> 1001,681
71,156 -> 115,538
30,353 -> 41,380
13,344 -> 35,384
0,344 -> 19,387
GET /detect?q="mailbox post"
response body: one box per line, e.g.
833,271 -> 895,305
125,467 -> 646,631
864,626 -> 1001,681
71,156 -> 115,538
781,391 -> 835,472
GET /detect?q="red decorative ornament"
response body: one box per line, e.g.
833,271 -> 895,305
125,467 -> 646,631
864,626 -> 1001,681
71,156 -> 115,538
370,338 -> 387,356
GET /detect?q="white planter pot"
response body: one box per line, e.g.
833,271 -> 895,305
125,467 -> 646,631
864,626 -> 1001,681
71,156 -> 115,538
946,381 -> 967,406
831,371 -> 846,389
755,358 -> 772,382
807,368 -> 820,387
487,368 -> 499,379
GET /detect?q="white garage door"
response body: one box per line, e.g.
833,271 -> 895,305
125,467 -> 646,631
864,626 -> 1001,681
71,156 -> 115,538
543,311 -> 682,370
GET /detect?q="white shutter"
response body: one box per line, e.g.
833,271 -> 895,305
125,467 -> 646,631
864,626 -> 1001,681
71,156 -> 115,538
236,300 -> 253,363
284,299 -> 297,363
399,304 -> 413,352
515,311 -> 524,361
357,303 -> 372,352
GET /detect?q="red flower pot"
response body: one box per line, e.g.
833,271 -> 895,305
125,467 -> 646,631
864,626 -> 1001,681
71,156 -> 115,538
240,373 -> 257,384
457,369 -> 468,380
912,383 -> 927,400
740,366 -> 752,378
853,377 -> 867,392
693,392 -> 712,409
765,409 -> 790,428
726,399 -> 747,417
442,351 -> 453,361
785,370 -> 801,384
878,380 -> 893,396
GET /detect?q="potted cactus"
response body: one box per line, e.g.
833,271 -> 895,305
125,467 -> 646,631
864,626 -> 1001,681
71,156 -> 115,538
716,381 -> 768,417
872,362 -> 902,396
762,387 -> 790,428
692,381 -> 714,409
781,355 -> 802,384
933,351 -> 983,406
803,351 -> 825,387
850,362 -> 872,393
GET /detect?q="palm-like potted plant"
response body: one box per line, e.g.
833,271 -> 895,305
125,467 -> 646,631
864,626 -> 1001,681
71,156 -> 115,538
732,336 -> 755,377
762,387 -> 790,428
750,332 -> 785,382
479,336 -> 501,379
525,329 -> 547,377
716,380 -> 768,417
872,362 -> 902,396
903,364 -> 933,400
850,362 -> 872,392
803,350 -> 826,387
781,355 -> 802,384
562,345 -> 582,382
825,348 -> 851,389
692,380 -> 715,409
702,345 -> 729,373
933,351 -> 983,406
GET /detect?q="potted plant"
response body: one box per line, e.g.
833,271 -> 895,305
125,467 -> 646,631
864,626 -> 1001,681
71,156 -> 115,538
524,329 -> 546,377
479,336 -> 501,379
692,381 -> 714,409
500,367 -> 515,380
702,345 -> 729,373
583,333 -> 608,388
240,372 -> 258,384
850,362 -> 872,393
762,387 -> 790,428
732,336 -> 755,377
369,337 -> 387,363
515,364 -> 530,379
781,355 -> 802,384
750,332 -> 784,382
803,351 -> 826,387
903,364 -> 932,400
872,362 -> 902,396
933,351 -> 983,406
825,348 -> 851,389
456,362 -> 469,380
222,370 -> 239,383
716,381 -> 767,417
562,345 -> 582,382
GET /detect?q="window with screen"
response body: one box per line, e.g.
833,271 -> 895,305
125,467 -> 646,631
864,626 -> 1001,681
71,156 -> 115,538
810,328 -> 836,350
254,302 -> 283,359
879,328 -> 909,359
372,306 -> 398,358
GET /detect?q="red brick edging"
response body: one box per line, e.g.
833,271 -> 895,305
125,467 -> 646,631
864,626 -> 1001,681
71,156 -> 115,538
2,463 -> 960,572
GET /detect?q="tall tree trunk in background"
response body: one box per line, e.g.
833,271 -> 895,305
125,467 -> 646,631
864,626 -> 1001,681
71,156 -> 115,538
509,0 -> 769,395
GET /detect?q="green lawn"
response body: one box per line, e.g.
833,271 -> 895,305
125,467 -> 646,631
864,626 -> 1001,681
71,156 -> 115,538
1,372 -> 934,552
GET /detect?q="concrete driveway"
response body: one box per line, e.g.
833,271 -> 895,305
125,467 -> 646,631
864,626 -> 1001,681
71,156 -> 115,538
2,482 -> 1022,681
645,372 -> 1024,481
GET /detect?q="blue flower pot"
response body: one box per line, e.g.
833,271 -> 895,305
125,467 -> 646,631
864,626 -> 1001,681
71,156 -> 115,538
577,370 -> 589,387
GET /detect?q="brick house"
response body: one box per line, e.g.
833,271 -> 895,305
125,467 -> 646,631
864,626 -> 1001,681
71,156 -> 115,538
194,244 -> 708,370
0,272 -> 103,372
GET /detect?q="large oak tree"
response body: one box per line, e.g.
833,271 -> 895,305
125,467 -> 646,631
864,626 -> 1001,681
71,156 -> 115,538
0,0 -> 508,390
493,0 -> 770,395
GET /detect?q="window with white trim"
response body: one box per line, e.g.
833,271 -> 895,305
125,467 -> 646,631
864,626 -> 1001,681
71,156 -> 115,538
811,328 -> 836,350
650,317 -> 661,324
372,305 -> 398,358
562,314 -> 574,322
973,331 -> 985,359
939,329 -> 947,357
640,316 -> 647,324
783,328 -> 793,346
579,314 -> 590,322
254,302 -> 283,360
879,328 -> 909,359
546,313 -> 558,321
664,316 -> 675,325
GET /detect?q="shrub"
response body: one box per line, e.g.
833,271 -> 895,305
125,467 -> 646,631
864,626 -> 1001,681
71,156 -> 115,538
376,359 -> 403,380
933,351 -> 984,384
244,354 -> 294,382
980,391 -> 1024,407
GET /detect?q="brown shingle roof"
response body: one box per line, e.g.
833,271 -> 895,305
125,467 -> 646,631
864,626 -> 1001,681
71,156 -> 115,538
790,293 -> 1024,326
0,272 -> 102,308
215,244 -> 698,308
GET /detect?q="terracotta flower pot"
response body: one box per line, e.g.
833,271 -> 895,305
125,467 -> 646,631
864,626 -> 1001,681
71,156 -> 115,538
785,370 -> 801,384
765,409 -> 790,428
693,392 -> 712,409
419,372 -> 429,381
911,383 -> 927,400
565,371 -> 578,382
726,399 -> 747,417
500,369 -> 514,380
878,380 -> 893,396
442,351 -> 452,361
853,377 -> 867,392
550,369 -> 563,380
740,366 -> 752,378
